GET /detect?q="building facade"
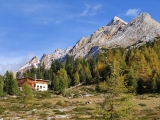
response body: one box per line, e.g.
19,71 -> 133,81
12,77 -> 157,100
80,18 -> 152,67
17,77 -> 49,91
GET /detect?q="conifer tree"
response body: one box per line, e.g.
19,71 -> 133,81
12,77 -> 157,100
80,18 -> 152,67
21,82 -> 34,108
8,72 -> 19,95
87,55 -> 96,77
96,51 -> 106,63
4,71 -> 10,93
125,67 -> 138,93
57,68 -> 68,93
74,71 -> 80,85
16,72 -> 21,79
84,64 -> 92,84
23,72 -> 28,77
95,60 -> 133,120
53,75 -> 60,93
150,77 -> 157,93
79,67 -> 86,83
0,76 -> 4,96
106,49 -> 114,63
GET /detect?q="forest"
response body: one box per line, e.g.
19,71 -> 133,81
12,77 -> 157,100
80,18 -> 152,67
1,37 -> 160,96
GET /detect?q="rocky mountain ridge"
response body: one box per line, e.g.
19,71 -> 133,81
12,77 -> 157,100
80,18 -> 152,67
15,12 -> 160,74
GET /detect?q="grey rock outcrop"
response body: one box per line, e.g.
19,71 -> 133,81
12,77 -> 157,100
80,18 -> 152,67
69,12 -> 160,58
69,16 -> 127,58
40,47 -> 72,69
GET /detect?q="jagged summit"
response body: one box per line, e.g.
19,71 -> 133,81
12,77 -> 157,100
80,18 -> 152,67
15,12 -> 160,75
108,16 -> 128,25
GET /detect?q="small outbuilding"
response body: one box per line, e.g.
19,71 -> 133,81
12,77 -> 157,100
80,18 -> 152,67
17,77 -> 49,91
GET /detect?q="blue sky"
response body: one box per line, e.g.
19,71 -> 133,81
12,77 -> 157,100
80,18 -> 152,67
0,0 -> 160,75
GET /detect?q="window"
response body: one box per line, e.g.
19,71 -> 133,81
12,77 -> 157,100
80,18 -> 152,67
40,86 -> 42,89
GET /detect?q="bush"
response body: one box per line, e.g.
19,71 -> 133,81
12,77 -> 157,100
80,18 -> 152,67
56,101 -> 63,106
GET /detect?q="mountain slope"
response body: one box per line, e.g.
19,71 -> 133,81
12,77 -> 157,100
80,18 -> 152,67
15,12 -> 160,74
69,12 -> 160,58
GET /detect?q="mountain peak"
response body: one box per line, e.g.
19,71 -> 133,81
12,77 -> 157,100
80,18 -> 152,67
29,56 -> 39,64
138,12 -> 151,18
108,16 -> 127,25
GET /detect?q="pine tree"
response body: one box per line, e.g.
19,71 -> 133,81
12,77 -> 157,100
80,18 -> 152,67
23,71 -> 28,77
87,55 -> 96,77
21,82 -> 34,108
8,72 -> 19,95
16,72 -> 21,79
0,76 -> 4,96
37,68 -> 43,79
65,56 -> 75,80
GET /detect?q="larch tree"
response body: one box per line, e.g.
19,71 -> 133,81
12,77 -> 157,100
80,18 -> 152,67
95,60 -> 134,120
125,66 -> 138,93
84,64 -> 92,84
57,68 -> 69,93
74,71 -> 80,85
21,82 -> 34,108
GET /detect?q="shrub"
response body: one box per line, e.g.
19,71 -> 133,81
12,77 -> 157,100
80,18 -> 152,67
56,101 -> 63,106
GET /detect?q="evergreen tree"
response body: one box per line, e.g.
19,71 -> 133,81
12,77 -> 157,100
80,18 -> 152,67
95,72 -> 101,84
23,72 -> 28,77
150,78 -> 157,93
79,67 -> 86,83
0,76 -> 4,96
65,56 -> 75,80
30,66 -> 36,78
8,72 -> 19,95
74,71 -> 80,85
87,55 -> 96,77
51,60 -> 57,73
84,64 -> 92,84
4,71 -> 10,93
16,72 -> 21,79
53,76 -> 60,93
37,68 -> 43,79
43,70 -> 50,80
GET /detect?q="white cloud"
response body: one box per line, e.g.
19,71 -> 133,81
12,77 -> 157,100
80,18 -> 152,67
78,4 -> 102,17
93,5 -> 101,10
0,54 -> 34,75
126,8 -> 141,16
78,4 -> 90,17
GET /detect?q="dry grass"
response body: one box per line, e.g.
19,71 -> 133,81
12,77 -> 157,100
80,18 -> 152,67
0,86 -> 160,119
